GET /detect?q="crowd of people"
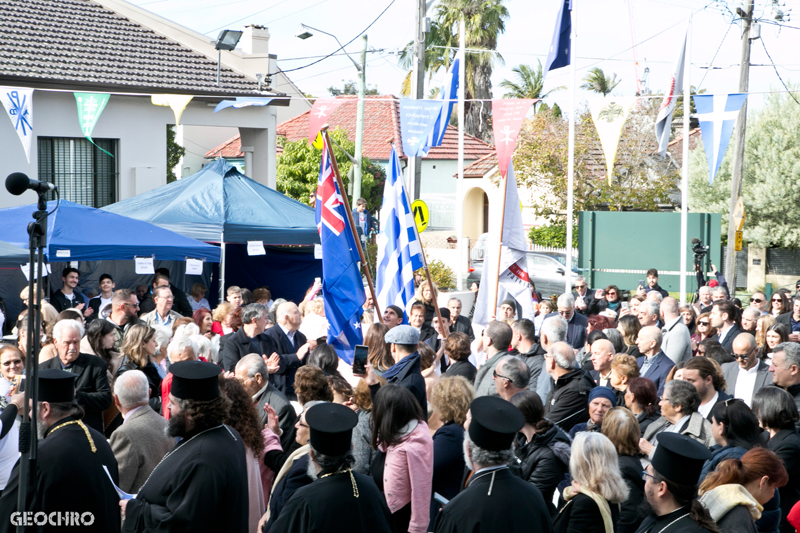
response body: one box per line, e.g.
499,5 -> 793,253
1,265 -> 800,533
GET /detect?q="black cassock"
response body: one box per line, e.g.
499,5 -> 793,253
0,415 -> 121,533
434,467 -> 553,533
634,506 -> 716,533
270,471 -> 393,533
122,424 -> 248,533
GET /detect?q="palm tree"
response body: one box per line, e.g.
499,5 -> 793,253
398,0 -> 509,143
499,60 -> 565,110
580,67 -> 621,96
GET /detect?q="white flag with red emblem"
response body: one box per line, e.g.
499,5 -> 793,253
473,162 -> 535,326
655,26 -> 687,156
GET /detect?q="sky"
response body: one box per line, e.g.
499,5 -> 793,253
129,0 -> 800,116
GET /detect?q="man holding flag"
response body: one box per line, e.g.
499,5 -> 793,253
314,134 -> 366,363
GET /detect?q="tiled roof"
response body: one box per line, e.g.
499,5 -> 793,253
460,153 -> 497,178
205,135 -> 283,158
205,95 -> 494,161
0,0 -> 268,96
665,127 -> 701,167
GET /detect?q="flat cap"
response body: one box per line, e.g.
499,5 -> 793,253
385,325 -> 420,345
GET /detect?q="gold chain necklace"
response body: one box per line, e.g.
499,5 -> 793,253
47,420 -> 96,453
320,468 -> 359,498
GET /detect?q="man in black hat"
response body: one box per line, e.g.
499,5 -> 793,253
120,361 -> 248,533
268,403 -> 393,533
0,369 -> 121,533
434,397 -> 553,533
637,433 -> 717,533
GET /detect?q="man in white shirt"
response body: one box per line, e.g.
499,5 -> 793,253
722,333 -> 773,406
660,297 -> 692,365
681,356 -> 732,420
589,339 -> 615,387
141,287 -> 182,328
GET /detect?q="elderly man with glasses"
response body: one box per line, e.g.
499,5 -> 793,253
721,333 -> 773,407
545,293 -> 588,350
141,286 -> 182,328
572,276 -> 594,316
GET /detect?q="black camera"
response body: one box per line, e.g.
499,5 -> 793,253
690,238 -> 709,270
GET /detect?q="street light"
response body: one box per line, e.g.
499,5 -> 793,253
214,29 -> 243,87
297,24 -> 366,203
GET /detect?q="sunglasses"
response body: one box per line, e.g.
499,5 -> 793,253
698,321 -> 709,326
773,298 -> 782,302
493,370 -> 510,381
733,352 -> 752,361
750,298 -> 763,303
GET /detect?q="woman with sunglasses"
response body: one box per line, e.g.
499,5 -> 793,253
588,285 -> 623,319
692,312 -> 718,356
769,292 -> 791,318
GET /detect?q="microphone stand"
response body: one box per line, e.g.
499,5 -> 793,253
16,192 -> 48,531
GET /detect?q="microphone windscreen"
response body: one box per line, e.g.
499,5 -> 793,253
5,173 -> 30,196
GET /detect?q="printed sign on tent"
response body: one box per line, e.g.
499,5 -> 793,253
1,87 -> 34,162
399,99 -> 445,158
134,257 -> 155,275
247,240 -> 266,256
308,98 -> 346,146
185,258 -> 203,275
491,99 -> 537,178
75,93 -> 112,157
589,97 -> 635,185
151,95 -> 193,125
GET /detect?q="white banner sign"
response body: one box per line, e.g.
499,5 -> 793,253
185,258 -> 203,275
135,257 -> 155,274
247,241 -> 266,256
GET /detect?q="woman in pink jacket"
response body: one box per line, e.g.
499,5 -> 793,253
371,384 -> 434,533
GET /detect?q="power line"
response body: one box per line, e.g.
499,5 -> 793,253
696,20 -> 734,90
760,37 -> 800,106
205,0 -> 296,35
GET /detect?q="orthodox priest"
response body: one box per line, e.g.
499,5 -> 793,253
121,361 -> 248,533
268,402 -> 393,533
0,369 -> 121,533
434,396 -> 553,533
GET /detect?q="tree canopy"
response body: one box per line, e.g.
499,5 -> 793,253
499,60 -> 565,107
328,80 -> 380,96
689,91 -> 800,248
580,67 -> 621,96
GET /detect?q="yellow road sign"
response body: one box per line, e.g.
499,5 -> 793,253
312,132 -> 324,149
733,197 -> 745,231
411,199 -> 429,233
735,230 -> 743,252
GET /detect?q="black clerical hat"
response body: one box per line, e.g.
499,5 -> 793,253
170,361 -> 222,401
39,369 -> 76,403
468,396 -> 524,451
305,402 -> 358,456
651,433 -> 711,486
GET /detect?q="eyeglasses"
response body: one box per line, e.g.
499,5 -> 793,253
659,396 -> 670,402
733,352 -> 752,361
750,298 -> 764,303
575,284 -> 587,288
642,470 -> 658,482
772,298 -> 782,303
697,321 -> 709,326
124,302 -> 140,309
492,370 -> 510,381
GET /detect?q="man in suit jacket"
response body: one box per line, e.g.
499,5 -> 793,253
712,300 -> 744,353
572,275 -> 594,316
234,354 -> 297,452
635,326 -> 675,396
265,301 -> 309,399
109,370 -> 173,493
40,320 -> 112,433
448,297 -> 474,341
776,297 -> 800,342
221,303 -> 278,372
546,293 -> 588,350
722,332 -> 773,406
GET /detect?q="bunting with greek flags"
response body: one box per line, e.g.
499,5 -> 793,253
422,58 -> 460,155
375,146 -> 424,322
694,93 -> 748,184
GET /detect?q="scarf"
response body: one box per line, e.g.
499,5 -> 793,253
699,484 -> 762,522
563,485 -> 614,533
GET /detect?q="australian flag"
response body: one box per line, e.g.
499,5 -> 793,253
315,135 -> 365,363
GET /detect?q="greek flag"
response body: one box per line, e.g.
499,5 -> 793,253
694,93 -> 748,184
422,58 -> 460,155
376,147 -> 424,322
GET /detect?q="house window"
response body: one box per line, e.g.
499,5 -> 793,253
38,137 -> 118,208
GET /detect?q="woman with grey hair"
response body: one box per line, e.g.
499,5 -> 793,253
639,380 -> 715,457
602,328 -> 625,355
553,432 -> 628,533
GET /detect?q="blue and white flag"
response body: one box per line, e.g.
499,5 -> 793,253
694,93 -> 748,184
399,99 -> 445,158
422,58 -> 460,155
544,0 -> 571,76
376,147 -> 424,323
315,135 -> 365,363
1,87 -> 33,162
213,97 -> 276,113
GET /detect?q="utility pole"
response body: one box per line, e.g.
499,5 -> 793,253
408,0 -> 426,200
353,34 -> 367,203
724,0 -> 754,293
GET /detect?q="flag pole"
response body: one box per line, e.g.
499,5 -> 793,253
394,143 -> 448,338
679,14 -> 691,304
565,0 -> 576,294
490,169 -> 510,320
321,127 -> 381,319
455,18 -> 466,292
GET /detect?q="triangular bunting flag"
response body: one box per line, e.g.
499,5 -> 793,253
589,97 -> 635,184
151,94 -> 193,124
75,93 -> 113,157
399,99 -> 445,158
1,87 -> 34,162
693,93 -> 748,184
308,98 -> 346,146
491,99 -> 537,178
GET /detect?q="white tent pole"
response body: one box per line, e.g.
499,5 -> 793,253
679,14 -> 692,304
219,231 -> 226,303
456,19 -> 466,291
565,0 -> 576,293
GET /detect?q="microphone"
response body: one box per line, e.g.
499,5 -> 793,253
690,238 -> 700,245
5,173 -> 57,196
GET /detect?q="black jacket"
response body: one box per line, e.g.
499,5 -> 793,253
137,283 -> 192,317
264,325 -> 307,398
719,323 -> 744,353
572,290 -> 595,316
430,422 -> 466,529
786,383 -> 800,433
450,315 -> 475,341
444,360 -> 477,383
618,454 -> 646,533
39,353 -> 112,433
221,328 -> 279,373
116,357 -> 164,413
554,492 -> 619,533
767,427 -> 800,533
636,410 -> 660,438
544,368 -> 596,432
50,289 -> 85,314
382,352 -> 427,410
512,424 -> 571,516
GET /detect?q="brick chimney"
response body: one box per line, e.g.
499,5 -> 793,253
241,25 -> 270,55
